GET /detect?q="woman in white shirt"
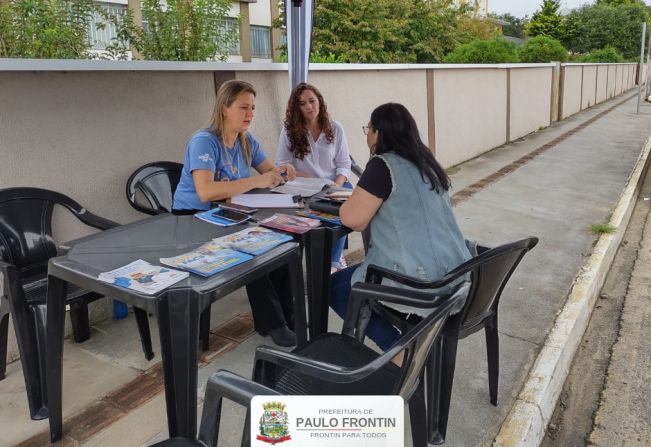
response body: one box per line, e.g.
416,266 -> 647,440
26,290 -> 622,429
276,83 -> 352,271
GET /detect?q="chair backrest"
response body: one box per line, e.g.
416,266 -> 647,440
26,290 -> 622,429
349,155 -> 364,179
0,188 -> 92,276
126,161 -> 183,215
452,237 -> 538,334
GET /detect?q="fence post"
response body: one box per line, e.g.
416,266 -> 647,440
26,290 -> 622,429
426,69 -> 436,155
550,62 -> 561,124
558,64 -> 565,121
506,67 -> 511,144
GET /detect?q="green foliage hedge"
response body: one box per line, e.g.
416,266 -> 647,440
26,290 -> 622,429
519,35 -> 568,62
444,38 -> 519,63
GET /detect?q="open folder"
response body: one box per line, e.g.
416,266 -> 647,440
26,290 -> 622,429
231,193 -> 300,208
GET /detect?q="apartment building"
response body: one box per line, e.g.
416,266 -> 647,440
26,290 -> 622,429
91,0 -> 280,62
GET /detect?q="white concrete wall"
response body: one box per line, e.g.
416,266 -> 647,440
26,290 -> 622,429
510,67 -> 552,141
596,65 -> 608,103
582,66 -> 597,109
433,68 -> 507,168
0,61 -> 640,363
236,69 -> 428,173
561,65 -> 583,118
607,65 -> 617,98
616,65 -> 624,95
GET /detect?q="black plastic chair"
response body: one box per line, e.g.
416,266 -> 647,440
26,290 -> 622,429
151,280 -> 466,447
125,161 -> 213,352
0,187 -> 154,419
363,236 -> 539,444
0,293 -> 9,380
126,161 -> 183,215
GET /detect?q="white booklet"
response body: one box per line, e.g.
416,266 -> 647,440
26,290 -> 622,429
231,193 -> 300,208
98,259 -> 189,295
271,177 -> 335,197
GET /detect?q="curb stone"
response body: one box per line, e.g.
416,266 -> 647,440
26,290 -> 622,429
493,135 -> 651,447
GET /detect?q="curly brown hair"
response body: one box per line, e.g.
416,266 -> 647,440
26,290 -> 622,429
283,83 -> 334,160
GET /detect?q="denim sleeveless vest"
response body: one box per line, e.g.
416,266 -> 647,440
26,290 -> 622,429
351,152 -> 471,315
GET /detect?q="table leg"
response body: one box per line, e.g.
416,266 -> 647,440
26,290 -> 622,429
305,228 -> 333,338
287,249 -> 307,347
157,289 -> 200,440
46,275 -> 68,442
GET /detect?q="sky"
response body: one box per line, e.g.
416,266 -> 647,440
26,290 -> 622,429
489,0 -> 651,18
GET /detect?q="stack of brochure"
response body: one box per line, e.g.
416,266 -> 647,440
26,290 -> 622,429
297,209 -> 342,225
213,226 -> 293,256
259,213 -> 321,234
160,241 -> 253,277
98,259 -> 188,295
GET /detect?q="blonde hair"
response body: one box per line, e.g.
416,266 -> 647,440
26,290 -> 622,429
209,80 -> 257,164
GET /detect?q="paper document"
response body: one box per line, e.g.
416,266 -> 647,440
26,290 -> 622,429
231,194 -> 299,208
98,259 -> 188,294
271,177 -> 334,197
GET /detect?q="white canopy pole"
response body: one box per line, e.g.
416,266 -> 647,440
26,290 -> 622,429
287,0 -> 314,89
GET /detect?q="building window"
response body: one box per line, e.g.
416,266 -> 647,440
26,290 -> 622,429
250,25 -> 271,59
218,17 -> 241,56
89,2 -> 127,50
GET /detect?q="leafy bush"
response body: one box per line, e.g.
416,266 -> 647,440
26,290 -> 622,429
574,46 -> 625,63
134,0 -> 238,61
444,38 -> 519,63
518,35 -> 568,62
0,0 -> 97,58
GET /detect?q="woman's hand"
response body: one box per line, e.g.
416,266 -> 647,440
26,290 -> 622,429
256,170 -> 284,189
274,164 -> 297,181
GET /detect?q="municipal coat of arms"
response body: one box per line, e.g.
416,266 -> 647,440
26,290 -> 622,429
257,401 -> 291,444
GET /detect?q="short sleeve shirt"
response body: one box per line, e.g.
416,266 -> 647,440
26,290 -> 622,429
357,156 -> 393,200
173,130 -> 267,211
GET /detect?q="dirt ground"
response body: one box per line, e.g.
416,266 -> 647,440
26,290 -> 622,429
541,177 -> 651,447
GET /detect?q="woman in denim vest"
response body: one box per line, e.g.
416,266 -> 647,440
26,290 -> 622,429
329,103 -> 471,351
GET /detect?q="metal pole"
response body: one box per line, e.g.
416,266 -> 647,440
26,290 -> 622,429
287,0 -> 314,90
645,26 -> 651,98
637,21 -> 646,114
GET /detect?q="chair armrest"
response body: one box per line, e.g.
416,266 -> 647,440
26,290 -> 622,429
199,370 -> 281,447
365,264 -> 432,287
76,209 -> 120,231
341,282 -> 457,337
254,344 -> 385,385
364,264 -> 468,290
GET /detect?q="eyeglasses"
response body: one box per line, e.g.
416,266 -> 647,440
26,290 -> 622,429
362,125 -> 370,135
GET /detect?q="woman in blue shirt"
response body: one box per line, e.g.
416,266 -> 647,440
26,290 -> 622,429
173,80 -> 298,346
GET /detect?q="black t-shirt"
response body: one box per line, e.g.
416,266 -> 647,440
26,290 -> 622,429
357,157 -> 393,200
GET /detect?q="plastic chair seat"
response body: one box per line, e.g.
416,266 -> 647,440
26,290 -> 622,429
274,333 -> 401,396
22,277 -> 99,305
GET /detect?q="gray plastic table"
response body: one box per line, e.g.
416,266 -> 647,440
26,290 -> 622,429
45,214 -> 305,442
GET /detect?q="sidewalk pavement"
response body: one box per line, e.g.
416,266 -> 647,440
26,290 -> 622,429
1,91 -> 650,447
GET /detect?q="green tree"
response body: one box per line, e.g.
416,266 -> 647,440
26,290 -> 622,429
0,0 -> 98,58
133,0 -> 238,61
276,0 -> 474,63
525,0 -> 566,42
444,38 -> 519,63
489,12 -> 528,39
563,2 -> 649,59
518,35 -> 568,62
574,46 -> 625,62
